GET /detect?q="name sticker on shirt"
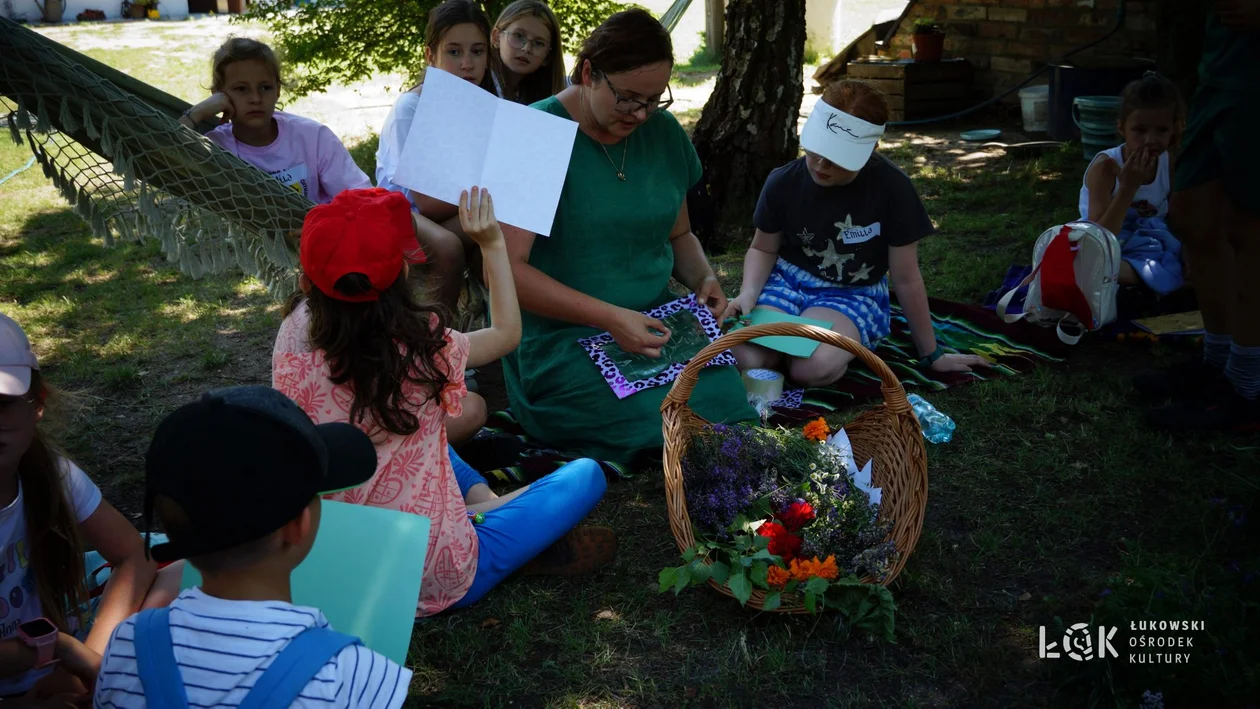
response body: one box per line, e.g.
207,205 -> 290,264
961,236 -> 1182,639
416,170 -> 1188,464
269,164 -> 310,199
840,221 -> 881,245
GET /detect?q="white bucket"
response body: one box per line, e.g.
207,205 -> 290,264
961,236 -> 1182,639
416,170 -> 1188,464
1019,84 -> 1050,133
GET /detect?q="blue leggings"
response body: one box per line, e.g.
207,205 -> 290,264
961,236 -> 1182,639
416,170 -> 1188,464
449,449 -> 606,609
450,445 -> 490,496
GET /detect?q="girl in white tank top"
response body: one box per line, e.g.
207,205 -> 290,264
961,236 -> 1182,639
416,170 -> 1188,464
1078,144 -> 1171,222
1077,74 -> 1185,295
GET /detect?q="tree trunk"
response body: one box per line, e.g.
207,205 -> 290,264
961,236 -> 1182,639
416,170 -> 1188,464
689,0 -> 806,253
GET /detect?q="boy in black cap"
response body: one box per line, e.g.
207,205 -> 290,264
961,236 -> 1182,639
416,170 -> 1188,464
93,386 -> 412,708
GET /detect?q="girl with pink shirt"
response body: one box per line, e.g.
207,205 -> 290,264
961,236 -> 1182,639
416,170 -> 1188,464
272,187 -> 614,616
178,38 -> 371,205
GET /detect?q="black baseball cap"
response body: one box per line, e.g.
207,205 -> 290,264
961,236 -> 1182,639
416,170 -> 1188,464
144,385 -> 377,563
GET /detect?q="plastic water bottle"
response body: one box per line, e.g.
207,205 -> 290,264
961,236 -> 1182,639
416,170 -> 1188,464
907,394 -> 956,444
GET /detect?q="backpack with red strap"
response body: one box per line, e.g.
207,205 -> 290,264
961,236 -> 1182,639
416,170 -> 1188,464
997,222 -> 1121,344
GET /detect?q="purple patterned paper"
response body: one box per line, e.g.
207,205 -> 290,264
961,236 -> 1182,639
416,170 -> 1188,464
578,296 -> 737,400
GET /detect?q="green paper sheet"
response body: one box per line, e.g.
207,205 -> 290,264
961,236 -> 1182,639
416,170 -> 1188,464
602,307 -> 715,380
733,308 -> 833,358
182,501 -> 429,664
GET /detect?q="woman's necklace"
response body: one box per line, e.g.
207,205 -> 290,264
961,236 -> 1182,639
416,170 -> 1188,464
583,89 -> 628,181
599,140 -> 628,181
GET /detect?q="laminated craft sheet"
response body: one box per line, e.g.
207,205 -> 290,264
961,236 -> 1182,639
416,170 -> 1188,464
578,296 -> 735,399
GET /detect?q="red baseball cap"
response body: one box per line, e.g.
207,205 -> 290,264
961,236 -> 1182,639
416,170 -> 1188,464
300,188 -> 426,303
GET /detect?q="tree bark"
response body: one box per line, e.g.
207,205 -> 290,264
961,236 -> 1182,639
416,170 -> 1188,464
689,0 -> 806,253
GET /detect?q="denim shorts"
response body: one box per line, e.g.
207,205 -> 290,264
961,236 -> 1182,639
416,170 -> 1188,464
756,259 -> 891,349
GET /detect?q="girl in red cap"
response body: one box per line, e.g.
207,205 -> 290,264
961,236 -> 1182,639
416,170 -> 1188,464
273,187 -> 613,617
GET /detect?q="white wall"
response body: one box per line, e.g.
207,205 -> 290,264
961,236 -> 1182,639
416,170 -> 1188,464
804,0 -> 909,56
9,0 -> 188,22
805,0 -> 842,55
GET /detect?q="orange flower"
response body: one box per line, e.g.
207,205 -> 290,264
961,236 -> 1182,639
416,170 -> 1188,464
790,555 -> 840,582
803,418 -> 831,442
766,565 -> 791,589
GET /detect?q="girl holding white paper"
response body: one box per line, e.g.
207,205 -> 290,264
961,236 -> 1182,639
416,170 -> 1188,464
501,10 -> 757,465
489,1 -> 567,106
376,0 -> 497,311
722,80 -> 990,387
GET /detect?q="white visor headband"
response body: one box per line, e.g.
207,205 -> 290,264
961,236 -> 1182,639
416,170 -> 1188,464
799,99 -> 886,172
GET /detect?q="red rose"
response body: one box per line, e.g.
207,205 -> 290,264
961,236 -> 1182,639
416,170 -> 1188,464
756,520 -> 803,561
776,500 -> 816,533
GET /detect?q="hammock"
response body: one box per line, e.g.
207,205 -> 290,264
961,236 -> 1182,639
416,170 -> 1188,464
660,0 -> 694,32
0,16 -> 310,299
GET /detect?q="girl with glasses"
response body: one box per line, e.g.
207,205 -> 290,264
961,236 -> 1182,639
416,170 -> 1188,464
490,0 -> 567,106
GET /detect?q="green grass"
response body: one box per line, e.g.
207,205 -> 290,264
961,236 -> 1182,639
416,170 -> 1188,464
672,34 -> 721,88
3,22 -> 1258,709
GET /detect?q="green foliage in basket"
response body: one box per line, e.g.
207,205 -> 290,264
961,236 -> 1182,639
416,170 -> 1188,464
659,421 -> 898,640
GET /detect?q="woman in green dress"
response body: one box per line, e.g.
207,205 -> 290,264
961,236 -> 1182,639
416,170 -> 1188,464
502,9 -> 756,465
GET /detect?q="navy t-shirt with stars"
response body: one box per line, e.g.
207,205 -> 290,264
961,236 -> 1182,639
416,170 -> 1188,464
753,154 -> 934,287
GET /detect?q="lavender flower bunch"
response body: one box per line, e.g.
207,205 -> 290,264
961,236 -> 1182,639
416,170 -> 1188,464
682,424 -> 782,536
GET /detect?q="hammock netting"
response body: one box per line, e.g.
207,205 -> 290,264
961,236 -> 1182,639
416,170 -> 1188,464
1,16 -> 311,299
0,0 -> 695,301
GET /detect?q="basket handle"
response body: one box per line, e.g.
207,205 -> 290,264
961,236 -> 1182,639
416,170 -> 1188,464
661,322 -> 912,416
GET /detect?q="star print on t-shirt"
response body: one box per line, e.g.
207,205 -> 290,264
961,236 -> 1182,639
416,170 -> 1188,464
752,154 -> 935,287
801,240 -> 855,281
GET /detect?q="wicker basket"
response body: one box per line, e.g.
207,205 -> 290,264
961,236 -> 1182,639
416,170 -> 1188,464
660,322 -> 929,613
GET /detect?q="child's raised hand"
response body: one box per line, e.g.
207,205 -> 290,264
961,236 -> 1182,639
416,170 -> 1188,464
1119,146 -> 1158,189
458,186 -> 504,248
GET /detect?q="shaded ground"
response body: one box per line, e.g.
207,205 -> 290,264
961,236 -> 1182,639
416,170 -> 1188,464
3,15 -> 1257,709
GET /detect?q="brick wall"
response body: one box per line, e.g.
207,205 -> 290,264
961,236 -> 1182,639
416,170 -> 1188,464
886,0 -> 1158,101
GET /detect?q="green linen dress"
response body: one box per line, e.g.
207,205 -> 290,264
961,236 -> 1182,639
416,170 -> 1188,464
503,96 -> 756,465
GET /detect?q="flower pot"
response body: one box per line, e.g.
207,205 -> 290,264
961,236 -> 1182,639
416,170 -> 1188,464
127,3 -> 145,17
147,7 -> 159,17
912,32 -> 945,63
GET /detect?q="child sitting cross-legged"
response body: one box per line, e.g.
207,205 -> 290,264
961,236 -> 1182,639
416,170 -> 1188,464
722,80 -> 990,386
91,385 -> 412,708
272,187 -> 614,617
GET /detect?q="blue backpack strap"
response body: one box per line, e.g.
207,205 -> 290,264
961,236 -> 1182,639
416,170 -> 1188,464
132,608 -> 192,709
237,627 -> 361,709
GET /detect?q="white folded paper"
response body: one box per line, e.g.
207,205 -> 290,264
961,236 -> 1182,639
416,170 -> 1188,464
392,68 -> 578,236
824,428 -> 881,507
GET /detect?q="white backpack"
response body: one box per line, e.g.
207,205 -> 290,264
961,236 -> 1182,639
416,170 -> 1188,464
997,221 -> 1121,345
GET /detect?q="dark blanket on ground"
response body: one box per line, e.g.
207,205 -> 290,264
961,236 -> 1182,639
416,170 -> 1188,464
483,298 -> 1067,484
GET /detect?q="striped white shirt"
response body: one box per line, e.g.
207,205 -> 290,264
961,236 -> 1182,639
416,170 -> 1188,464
93,588 -> 411,708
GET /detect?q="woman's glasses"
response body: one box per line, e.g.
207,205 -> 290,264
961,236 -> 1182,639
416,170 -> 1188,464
605,77 -> 674,115
504,30 -> 551,56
